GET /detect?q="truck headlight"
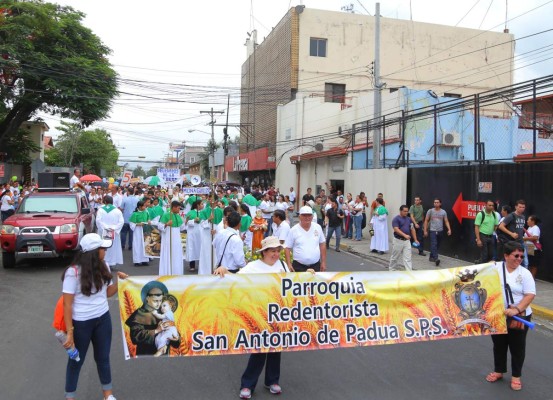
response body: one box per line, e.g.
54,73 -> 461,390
60,224 -> 77,234
1,225 -> 18,235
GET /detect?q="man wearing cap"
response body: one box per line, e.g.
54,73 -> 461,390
96,196 -> 124,268
125,281 -> 180,356
285,205 -> 326,272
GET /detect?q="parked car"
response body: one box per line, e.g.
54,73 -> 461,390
0,190 -> 95,268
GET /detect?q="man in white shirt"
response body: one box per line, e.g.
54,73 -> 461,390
289,187 -> 296,206
109,185 -> 123,209
259,193 -> 273,237
271,210 -> 290,244
213,212 -> 246,273
70,168 -> 85,190
285,206 -> 326,272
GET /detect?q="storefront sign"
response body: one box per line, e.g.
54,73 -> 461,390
233,157 -> 249,171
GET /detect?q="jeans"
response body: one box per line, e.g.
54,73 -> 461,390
65,311 -> 113,398
478,234 -> 494,262
1,208 -> 14,222
353,215 -> 363,240
326,225 -> 341,250
241,352 -> 281,390
120,223 -> 133,249
345,215 -> 353,238
414,222 -> 424,254
491,314 -> 531,377
429,230 -> 444,260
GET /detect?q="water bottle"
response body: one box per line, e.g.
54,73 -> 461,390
55,330 -> 80,362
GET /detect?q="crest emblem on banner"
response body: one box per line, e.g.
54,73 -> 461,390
453,269 -> 493,334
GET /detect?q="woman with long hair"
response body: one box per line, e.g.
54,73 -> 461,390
61,233 -> 128,400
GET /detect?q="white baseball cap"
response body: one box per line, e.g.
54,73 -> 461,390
299,205 -> 313,215
80,233 -> 113,252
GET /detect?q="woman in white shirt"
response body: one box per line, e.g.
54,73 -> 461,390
274,195 -> 289,222
352,195 -> 364,241
214,236 -> 314,399
523,215 -> 541,278
1,189 -> 15,222
486,241 -> 536,391
61,233 -> 128,400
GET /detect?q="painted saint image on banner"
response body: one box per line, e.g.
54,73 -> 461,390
143,224 -> 161,258
123,281 -> 181,358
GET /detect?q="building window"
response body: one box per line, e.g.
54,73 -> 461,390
325,83 -> 346,103
189,157 -> 195,163
310,38 -> 327,57
285,128 -> 292,140
443,92 -> 461,99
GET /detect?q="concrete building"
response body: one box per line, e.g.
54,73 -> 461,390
238,6 -> 514,187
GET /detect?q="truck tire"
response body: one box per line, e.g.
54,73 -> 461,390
2,252 -> 16,269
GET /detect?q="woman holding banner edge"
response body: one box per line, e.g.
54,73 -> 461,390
487,241 -> 536,391
214,236 -> 315,399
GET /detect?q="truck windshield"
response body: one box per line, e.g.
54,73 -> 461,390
18,197 -> 79,214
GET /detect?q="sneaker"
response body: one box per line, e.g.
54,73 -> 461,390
429,257 -> 436,262
418,251 -> 426,256
239,388 -> 252,399
105,395 -> 117,400
335,248 -> 341,252
265,384 -> 282,395
435,259 -> 441,266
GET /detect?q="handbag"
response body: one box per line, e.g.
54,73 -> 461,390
501,262 -> 526,331
52,266 -> 78,332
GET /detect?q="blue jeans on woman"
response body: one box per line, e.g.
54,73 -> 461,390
354,215 -> 363,240
241,352 -> 281,390
65,311 -> 113,398
345,215 -> 353,238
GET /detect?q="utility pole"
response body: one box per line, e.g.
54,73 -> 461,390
372,2 -> 382,169
223,94 -> 231,180
200,108 -> 224,181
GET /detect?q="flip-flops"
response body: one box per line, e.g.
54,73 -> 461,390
485,372 -> 503,382
511,379 -> 522,391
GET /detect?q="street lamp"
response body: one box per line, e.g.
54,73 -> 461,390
188,129 -> 215,181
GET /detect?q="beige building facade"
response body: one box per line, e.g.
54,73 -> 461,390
238,6 -> 514,187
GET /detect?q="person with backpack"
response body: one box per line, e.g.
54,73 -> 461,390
475,200 -> 499,263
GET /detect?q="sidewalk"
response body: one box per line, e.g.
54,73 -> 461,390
331,236 -> 553,322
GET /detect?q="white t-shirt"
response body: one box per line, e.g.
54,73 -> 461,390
1,194 -> 14,211
70,175 -> 80,188
112,193 -> 123,209
526,225 -> 540,244
289,191 -> 296,202
62,265 -> 113,321
494,262 -> 536,315
272,220 -> 291,243
275,201 -> 288,213
259,200 -> 272,220
239,258 -> 287,274
285,222 -> 325,265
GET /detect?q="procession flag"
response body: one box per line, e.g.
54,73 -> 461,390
118,263 -> 506,359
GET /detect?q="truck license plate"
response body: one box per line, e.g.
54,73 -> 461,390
28,245 -> 43,253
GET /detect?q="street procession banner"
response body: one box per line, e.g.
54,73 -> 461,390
181,187 -> 210,195
118,263 -> 506,359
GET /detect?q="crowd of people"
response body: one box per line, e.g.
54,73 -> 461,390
2,171 -> 540,398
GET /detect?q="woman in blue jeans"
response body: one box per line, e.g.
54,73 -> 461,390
61,233 -> 128,400
352,196 -> 364,241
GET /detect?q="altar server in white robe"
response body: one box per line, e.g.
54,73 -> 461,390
185,199 -> 203,271
96,195 -> 124,267
129,199 -> 151,266
157,201 -> 186,276
198,201 -> 225,275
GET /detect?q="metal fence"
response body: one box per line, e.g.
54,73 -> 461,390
350,74 -> 553,169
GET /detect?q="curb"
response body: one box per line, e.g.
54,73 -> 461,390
532,304 -> 553,322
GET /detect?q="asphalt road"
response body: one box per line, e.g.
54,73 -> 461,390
2,249 -> 553,400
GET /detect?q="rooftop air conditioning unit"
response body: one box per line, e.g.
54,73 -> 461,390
441,132 -> 461,146
338,124 -> 350,136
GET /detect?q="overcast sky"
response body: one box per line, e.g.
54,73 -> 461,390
44,0 -> 553,169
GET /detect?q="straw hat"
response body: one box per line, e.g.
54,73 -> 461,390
256,236 -> 283,253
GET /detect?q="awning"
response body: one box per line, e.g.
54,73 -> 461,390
290,146 -> 348,162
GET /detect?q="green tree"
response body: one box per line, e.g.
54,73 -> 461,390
198,139 -> 220,179
133,165 -> 146,177
0,1 -> 117,146
4,127 -> 40,164
45,124 -> 119,176
146,166 -> 159,177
